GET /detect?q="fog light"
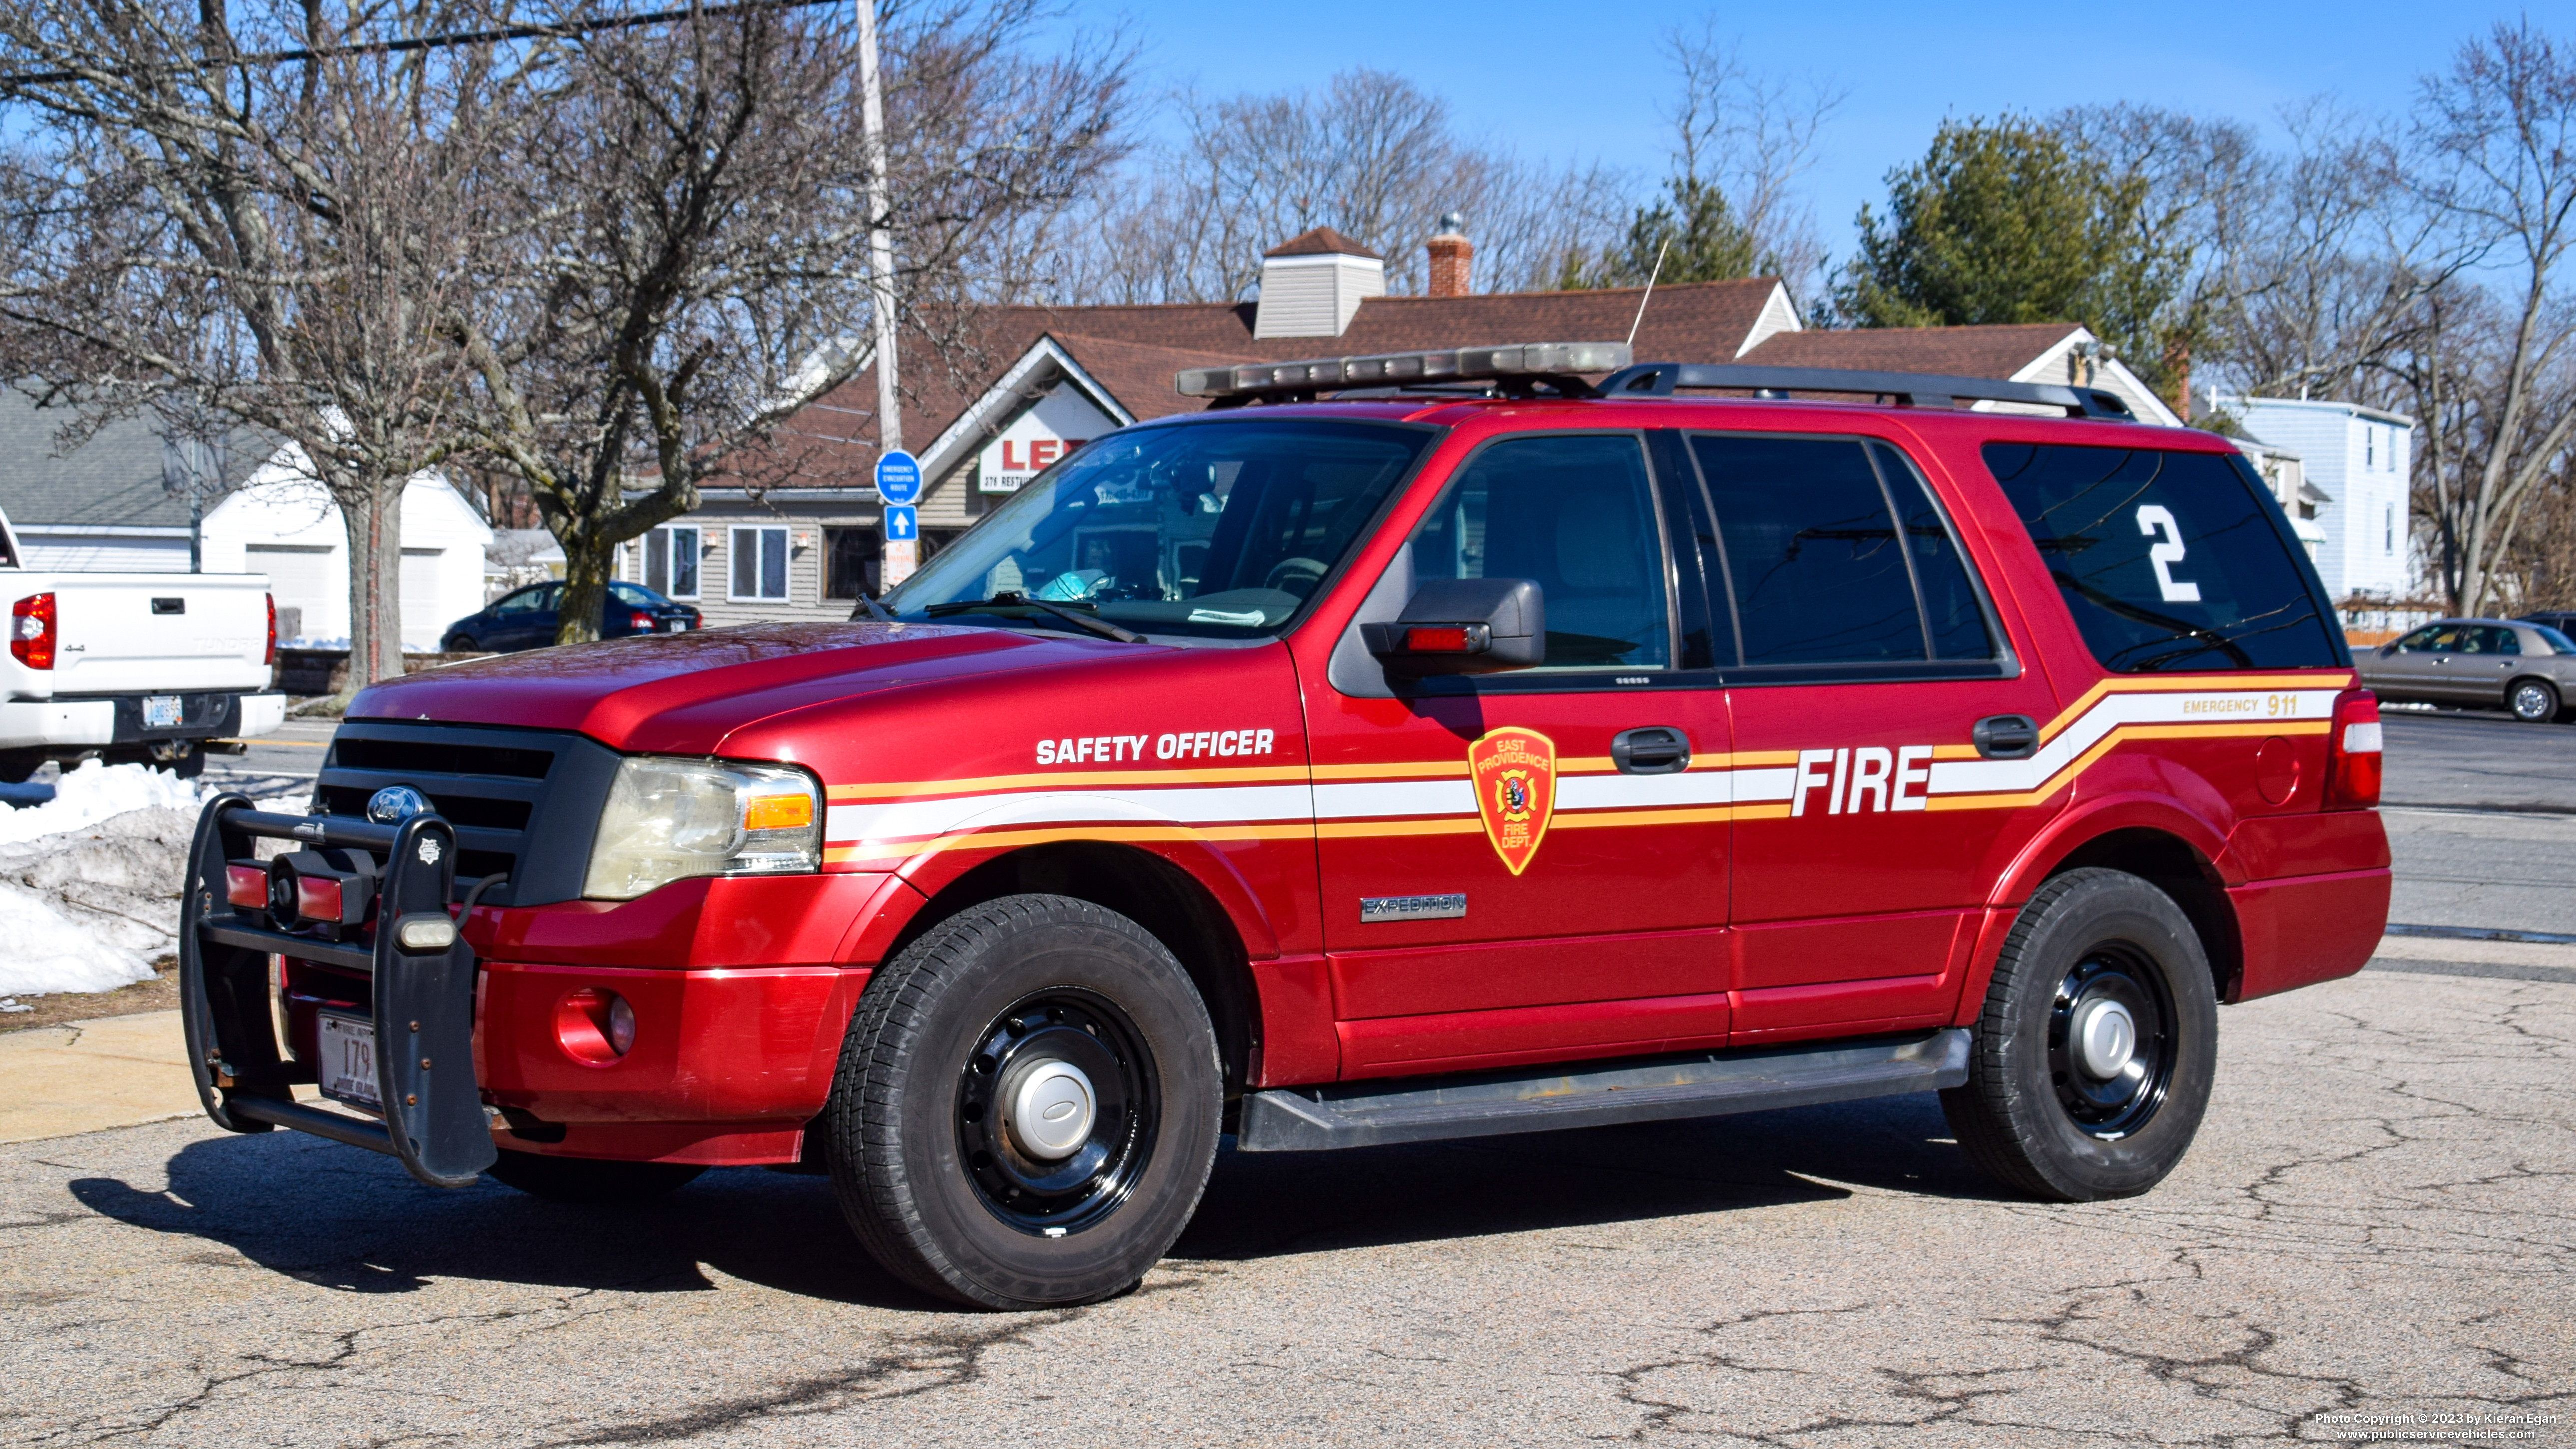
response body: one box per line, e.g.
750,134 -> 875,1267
554,987 -> 635,1066
607,994 -> 637,1056
394,915 -> 458,952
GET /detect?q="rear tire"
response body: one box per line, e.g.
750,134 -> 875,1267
2508,677 -> 2559,724
1941,868 -> 2218,1202
825,894 -> 1222,1309
485,1149 -> 705,1203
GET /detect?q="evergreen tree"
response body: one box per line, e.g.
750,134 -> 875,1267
1559,176 -> 1761,289
1834,116 -> 2190,392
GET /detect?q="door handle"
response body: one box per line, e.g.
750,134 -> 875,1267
1972,714 -> 2038,760
1611,726 -> 1692,775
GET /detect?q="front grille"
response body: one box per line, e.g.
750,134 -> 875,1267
317,721 -> 622,907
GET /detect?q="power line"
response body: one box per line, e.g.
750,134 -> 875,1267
0,0 -> 840,89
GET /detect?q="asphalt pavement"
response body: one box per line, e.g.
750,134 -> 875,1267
2378,710 -> 2576,936
0,702 -> 2569,1447
201,713 -> 335,804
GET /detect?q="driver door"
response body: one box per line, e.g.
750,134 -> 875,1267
1309,431 -> 1733,1078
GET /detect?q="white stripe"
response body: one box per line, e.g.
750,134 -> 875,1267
1931,688 -> 2343,796
828,784 -> 1314,843
822,686 -> 2349,842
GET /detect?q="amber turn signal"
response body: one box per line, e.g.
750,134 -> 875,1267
743,792 -> 815,831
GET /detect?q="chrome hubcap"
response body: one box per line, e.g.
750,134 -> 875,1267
1004,1059 -> 1097,1160
2071,998 -> 2138,1079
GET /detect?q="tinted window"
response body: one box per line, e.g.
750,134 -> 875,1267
1873,442 -> 1995,661
889,420 -> 1432,639
1692,434 -> 1992,665
609,582 -> 664,607
2394,626 -> 2444,652
1409,434 -> 1670,669
2534,624 -> 2576,654
493,588 -> 543,615
1983,444 -> 2342,672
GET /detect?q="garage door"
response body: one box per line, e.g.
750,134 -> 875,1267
246,544 -> 339,644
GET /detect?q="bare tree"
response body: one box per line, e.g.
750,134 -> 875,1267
453,0 -> 1128,644
0,0 -> 523,689
2401,20 -> 2576,616
1047,69 -> 1627,303
1659,22 -> 1842,292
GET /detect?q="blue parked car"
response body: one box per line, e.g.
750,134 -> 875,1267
442,581 -> 703,653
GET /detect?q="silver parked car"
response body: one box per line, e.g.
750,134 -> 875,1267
2357,617 -> 2576,723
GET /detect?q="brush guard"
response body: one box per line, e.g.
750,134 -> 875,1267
178,793 -> 497,1188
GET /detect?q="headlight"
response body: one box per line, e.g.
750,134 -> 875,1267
582,756 -> 823,900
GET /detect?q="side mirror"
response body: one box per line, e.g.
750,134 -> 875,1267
1360,578 -> 1544,675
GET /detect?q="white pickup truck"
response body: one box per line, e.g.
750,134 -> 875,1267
1,504 -> 286,783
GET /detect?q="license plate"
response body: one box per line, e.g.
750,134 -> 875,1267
317,1012 -> 381,1110
143,695 -> 183,729
665,619 -> 691,632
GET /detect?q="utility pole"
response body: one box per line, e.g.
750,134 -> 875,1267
855,0 -> 912,592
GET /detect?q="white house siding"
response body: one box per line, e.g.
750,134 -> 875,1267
199,448 -> 492,650
13,530 -> 193,572
2225,398 -> 2413,601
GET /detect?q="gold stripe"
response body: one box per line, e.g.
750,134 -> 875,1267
828,764 -> 1309,800
1554,806 -> 1740,828
2035,673 -> 2352,746
1919,718 -> 2332,812
1315,817 -> 1482,840
824,820 -> 1315,863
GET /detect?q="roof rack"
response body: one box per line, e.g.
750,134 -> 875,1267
1171,344 -> 2138,423
1596,362 -> 2136,421
1177,342 -> 1629,405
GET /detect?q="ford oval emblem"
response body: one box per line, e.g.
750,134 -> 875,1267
367,785 -> 430,824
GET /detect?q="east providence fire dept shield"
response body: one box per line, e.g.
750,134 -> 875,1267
1468,727 -> 1557,875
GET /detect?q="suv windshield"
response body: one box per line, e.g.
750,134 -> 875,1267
885,419 -> 1434,639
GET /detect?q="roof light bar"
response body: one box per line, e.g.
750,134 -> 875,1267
1597,362 -> 2137,421
1177,342 -> 1632,400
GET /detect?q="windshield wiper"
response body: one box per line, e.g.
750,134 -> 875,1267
922,592 -> 1144,643
848,593 -> 895,622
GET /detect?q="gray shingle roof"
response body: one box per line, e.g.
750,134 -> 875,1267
0,390 -> 267,530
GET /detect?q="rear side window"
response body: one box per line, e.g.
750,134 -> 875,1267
1689,434 -> 1995,666
1409,434 -> 1672,669
1982,444 -> 2343,672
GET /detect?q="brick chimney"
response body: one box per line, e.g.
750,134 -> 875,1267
1425,212 -> 1472,299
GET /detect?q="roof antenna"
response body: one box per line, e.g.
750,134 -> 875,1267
1627,238 -> 1672,348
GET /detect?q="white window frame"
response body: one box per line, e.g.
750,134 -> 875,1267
728,525 -> 790,602
659,525 -> 702,600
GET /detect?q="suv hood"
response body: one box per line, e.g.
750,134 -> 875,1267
348,623 -> 1138,754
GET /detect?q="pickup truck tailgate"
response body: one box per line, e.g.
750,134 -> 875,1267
37,577 -> 272,695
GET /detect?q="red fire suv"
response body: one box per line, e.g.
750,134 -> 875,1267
181,343 -> 2391,1309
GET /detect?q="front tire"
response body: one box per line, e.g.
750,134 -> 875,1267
2508,677 -> 2560,724
825,895 -> 1222,1310
445,633 -> 479,653
1941,868 -> 2218,1202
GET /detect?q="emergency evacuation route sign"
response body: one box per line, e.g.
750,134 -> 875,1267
875,449 -> 923,505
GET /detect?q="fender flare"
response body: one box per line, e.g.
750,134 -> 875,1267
1989,791 -> 2240,911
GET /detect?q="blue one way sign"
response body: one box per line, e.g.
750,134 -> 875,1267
874,450 -> 923,505
883,505 -> 918,541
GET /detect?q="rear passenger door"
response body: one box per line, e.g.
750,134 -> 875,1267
1686,432 -> 2063,1044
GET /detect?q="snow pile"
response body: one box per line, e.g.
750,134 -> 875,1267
0,764 -> 307,997
0,760 -> 204,846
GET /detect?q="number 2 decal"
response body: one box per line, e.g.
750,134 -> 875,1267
2136,505 -> 2202,603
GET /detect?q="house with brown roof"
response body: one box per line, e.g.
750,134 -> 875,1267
645,225 -> 2177,622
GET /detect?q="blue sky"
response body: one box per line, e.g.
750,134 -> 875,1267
1080,1 -> 2542,263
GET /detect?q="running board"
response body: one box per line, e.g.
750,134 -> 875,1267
1235,1029 -> 1971,1152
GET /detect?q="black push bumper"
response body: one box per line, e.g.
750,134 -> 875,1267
178,793 -> 497,1188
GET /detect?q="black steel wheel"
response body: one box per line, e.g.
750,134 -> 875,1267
1942,868 -> 2218,1201
2508,677 -> 2560,724
954,988 -> 1159,1235
826,894 -> 1221,1309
